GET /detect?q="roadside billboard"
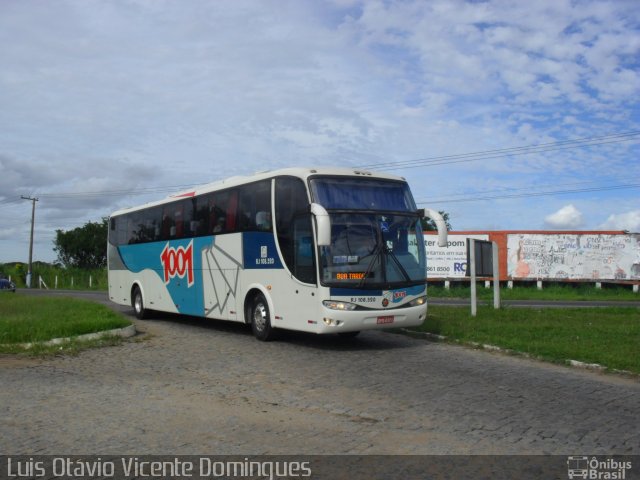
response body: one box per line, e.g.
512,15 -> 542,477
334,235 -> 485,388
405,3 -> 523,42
507,233 -> 640,280
425,234 -> 489,278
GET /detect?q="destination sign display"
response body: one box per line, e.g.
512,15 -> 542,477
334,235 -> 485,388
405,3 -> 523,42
334,272 -> 367,281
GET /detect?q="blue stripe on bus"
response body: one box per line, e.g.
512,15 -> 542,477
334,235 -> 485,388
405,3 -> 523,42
117,231 -> 284,317
118,237 -> 212,317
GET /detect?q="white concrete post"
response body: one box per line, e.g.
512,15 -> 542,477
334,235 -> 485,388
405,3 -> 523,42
470,239 -> 477,317
492,241 -> 500,310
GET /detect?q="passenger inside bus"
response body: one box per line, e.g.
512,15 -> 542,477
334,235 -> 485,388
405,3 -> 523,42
256,211 -> 272,231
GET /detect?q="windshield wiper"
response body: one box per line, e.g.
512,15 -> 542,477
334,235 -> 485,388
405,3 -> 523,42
357,243 -> 412,287
358,241 -> 384,288
385,247 -> 412,282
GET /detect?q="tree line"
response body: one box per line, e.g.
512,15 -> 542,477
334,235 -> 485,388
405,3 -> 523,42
54,219 -> 108,269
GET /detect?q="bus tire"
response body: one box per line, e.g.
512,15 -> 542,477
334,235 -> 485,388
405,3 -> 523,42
250,293 -> 275,341
132,286 -> 149,320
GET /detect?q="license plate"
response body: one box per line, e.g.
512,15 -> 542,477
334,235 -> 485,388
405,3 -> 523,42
377,315 -> 394,324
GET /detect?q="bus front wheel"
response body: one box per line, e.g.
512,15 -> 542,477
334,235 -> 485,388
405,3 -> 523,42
251,293 -> 275,341
132,286 -> 149,320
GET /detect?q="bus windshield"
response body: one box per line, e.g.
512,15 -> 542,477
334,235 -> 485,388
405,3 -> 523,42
310,178 -> 425,288
318,213 -> 426,288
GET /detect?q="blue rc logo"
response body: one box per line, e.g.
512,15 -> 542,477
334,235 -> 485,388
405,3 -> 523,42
453,262 -> 467,273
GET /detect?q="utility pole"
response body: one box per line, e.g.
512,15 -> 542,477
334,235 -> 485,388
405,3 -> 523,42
21,196 -> 38,288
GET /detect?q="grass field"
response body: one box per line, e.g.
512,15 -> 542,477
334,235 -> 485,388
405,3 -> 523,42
0,293 -> 131,353
412,305 -> 640,374
428,283 -> 640,301
0,263 -> 107,290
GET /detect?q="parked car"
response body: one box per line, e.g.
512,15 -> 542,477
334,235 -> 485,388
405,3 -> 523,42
0,278 -> 16,292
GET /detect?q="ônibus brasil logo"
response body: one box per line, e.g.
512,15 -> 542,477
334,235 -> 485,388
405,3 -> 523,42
160,241 -> 194,287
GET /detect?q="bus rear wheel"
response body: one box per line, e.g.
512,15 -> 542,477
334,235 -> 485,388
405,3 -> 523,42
132,286 -> 149,320
251,293 -> 276,341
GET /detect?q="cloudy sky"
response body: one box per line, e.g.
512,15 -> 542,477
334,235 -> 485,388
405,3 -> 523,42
1,0 -> 639,263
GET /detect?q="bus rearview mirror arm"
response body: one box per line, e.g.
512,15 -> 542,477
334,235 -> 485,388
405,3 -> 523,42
419,208 -> 448,247
310,203 -> 331,247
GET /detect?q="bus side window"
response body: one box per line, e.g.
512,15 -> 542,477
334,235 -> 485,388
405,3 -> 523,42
128,212 -> 144,244
194,194 -> 211,236
162,204 -> 182,239
211,201 -> 224,234
238,181 -> 271,232
208,190 -> 235,234
226,190 -> 238,232
113,216 -> 128,246
160,200 -> 194,239
145,207 -> 162,242
174,204 -> 184,238
161,212 -> 172,239
182,199 -> 194,237
275,176 -> 315,284
238,186 -> 253,231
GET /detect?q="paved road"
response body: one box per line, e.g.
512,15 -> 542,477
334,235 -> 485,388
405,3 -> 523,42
1,290 -> 638,455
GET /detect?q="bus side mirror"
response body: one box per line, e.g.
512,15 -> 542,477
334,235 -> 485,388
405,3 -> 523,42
420,208 -> 448,247
310,203 -> 331,247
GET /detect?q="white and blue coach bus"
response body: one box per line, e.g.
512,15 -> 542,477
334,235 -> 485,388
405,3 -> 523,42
108,167 -> 447,340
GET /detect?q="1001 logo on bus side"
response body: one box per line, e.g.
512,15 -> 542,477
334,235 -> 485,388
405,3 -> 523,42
160,241 -> 194,286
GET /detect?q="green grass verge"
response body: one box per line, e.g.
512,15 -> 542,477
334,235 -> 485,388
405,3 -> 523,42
0,263 -> 107,291
0,293 -> 131,351
428,284 -> 640,301
411,305 -> 640,374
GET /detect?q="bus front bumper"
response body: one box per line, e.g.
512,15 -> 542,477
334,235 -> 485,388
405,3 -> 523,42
314,304 -> 428,334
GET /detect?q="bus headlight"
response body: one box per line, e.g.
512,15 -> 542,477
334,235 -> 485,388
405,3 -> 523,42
408,296 -> 427,307
322,300 -> 357,311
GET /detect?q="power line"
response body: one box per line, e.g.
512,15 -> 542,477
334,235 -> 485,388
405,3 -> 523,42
414,179 -> 624,203
0,197 -> 25,206
1,131 -> 635,202
0,131 -> 637,214
3,181 -> 635,225
417,183 -> 640,205
357,131 -> 640,171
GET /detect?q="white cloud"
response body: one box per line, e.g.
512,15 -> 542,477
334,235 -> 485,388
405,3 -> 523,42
599,210 -> 640,232
544,204 -> 584,229
0,0 -> 638,262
